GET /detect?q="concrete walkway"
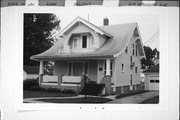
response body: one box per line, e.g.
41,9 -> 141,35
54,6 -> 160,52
106,91 -> 159,104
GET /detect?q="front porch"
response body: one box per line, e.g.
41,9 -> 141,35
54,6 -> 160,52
38,58 -> 114,95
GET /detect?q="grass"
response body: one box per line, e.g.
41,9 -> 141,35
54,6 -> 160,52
139,96 -> 159,104
23,90 -> 77,99
35,97 -> 112,103
115,90 -> 148,99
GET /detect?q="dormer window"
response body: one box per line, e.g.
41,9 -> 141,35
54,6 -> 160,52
82,36 -> 87,48
73,37 -> 79,49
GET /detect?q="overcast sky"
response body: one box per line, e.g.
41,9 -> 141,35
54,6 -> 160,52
54,12 -> 159,50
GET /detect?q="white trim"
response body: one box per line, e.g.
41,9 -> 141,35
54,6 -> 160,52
72,36 -> 80,50
121,63 -> 125,73
57,17 -> 113,38
61,84 -> 81,87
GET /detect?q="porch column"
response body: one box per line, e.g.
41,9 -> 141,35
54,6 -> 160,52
106,59 -> 111,76
105,58 -> 111,95
39,60 -> 44,85
39,60 -> 44,75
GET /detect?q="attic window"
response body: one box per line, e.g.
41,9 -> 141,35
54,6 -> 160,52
125,46 -> 128,53
132,44 -> 135,55
82,36 -> 87,48
136,45 -> 138,56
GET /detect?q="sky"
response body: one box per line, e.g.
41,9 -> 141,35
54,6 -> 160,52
54,12 -> 159,50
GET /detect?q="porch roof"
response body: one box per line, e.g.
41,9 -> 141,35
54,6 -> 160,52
31,22 -> 139,61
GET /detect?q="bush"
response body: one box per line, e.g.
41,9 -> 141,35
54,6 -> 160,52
46,88 -> 61,93
61,89 -> 76,94
88,81 -> 97,84
23,79 -> 39,90
30,86 -> 46,91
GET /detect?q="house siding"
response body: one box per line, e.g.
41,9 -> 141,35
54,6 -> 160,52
97,60 -> 104,83
115,34 -> 141,87
98,34 -> 107,48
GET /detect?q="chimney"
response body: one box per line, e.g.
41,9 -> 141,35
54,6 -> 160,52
103,17 -> 109,26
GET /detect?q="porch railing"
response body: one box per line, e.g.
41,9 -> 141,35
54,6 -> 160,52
41,75 -> 59,85
62,76 -> 81,84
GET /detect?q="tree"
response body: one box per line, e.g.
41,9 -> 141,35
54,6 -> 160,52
24,14 -> 60,66
141,46 -> 159,70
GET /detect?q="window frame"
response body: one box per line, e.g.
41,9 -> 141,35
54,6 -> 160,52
73,37 -> 80,50
67,61 -> 89,76
82,35 -> 87,48
125,46 -> 128,53
135,66 -> 138,73
121,63 -> 125,72
135,44 -> 138,56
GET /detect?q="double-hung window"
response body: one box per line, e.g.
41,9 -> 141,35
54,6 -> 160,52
82,36 -> 87,48
73,37 -> 79,50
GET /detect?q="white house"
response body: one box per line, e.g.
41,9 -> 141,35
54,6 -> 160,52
23,66 -> 39,80
31,16 -> 146,95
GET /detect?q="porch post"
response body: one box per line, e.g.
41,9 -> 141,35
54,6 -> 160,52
39,60 -> 44,75
39,60 -> 44,85
106,59 -> 111,76
105,58 -> 111,95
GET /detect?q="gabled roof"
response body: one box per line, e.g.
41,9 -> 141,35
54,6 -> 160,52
31,17 -> 145,60
57,16 -> 113,38
143,64 -> 159,73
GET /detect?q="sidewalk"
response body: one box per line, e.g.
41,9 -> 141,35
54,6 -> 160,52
106,91 -> 159,104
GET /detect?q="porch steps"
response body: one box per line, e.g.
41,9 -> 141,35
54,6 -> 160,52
81,83 -> 105,96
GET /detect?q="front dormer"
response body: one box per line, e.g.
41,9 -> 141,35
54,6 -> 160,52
57,17 -> 113,53
69,33 -> 94,52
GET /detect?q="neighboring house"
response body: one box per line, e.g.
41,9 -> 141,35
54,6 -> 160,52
23,66 -> 50,80
31,16 -> 145,95
23,66 -> 39,80
143,64 -> 159,91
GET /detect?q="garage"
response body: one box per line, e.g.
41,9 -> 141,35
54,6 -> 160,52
148,76 -> 159,90
144,64 -> 159,91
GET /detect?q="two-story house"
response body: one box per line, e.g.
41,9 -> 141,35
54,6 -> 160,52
31,16 -> 145,95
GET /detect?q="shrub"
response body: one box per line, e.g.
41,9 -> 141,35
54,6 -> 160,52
61,89 -> 76,94
46,88 -> 61,93
30,86 -> 46,91
88,81 -> 97,84
23,79 -> 39,90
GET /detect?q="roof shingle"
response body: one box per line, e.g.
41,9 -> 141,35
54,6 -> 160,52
31,22 -> 137,60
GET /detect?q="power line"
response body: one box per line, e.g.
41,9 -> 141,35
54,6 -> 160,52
144,28 -> 159,44
144,30 -> 158,44
146,32 -> 159,45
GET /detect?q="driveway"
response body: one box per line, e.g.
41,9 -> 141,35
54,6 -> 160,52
106,91 -> 159,104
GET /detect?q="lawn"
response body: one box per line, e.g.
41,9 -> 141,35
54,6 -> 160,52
36,97 -> 112,103
139,96 -> 159,104
23,90 -> 77,99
